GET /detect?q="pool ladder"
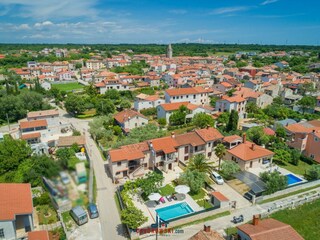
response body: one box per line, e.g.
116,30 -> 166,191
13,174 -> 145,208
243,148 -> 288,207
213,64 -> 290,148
181,202 -> 187,208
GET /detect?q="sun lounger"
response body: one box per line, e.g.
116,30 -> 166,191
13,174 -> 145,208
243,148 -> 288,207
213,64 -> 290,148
171,194 -> 177,200
166,195 -> 172,202
160,197 -> 165,203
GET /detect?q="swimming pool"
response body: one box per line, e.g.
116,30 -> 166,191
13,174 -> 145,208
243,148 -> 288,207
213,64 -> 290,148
286,173 -> 303,185
155,202 -> 194,221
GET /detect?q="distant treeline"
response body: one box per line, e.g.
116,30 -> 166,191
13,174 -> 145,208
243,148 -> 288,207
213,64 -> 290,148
0,43 -> 319,57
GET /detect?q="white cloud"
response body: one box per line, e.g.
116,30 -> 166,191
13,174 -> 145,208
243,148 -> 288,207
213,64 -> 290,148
34,21 -> 54,28
0,0 -> 98,19
210,6 -> 251,15
168,9 -> 187,15
261,0 -> 279,6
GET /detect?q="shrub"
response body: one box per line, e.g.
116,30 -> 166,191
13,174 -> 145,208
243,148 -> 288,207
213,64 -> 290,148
306,165 -> 320,180
33,192 -> 51,206
140,107 -> 157,116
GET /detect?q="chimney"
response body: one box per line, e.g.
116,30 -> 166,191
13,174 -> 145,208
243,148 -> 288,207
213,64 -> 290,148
252,143 -> 255,150
242,133 -> 246,143
148,140 -> 153,149
252,214 -> 260,226
203,223 -> 211,233
171,132 -> 175,138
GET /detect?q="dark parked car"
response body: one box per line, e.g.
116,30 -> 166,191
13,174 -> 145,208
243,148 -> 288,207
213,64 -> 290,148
87,203 -> 99,219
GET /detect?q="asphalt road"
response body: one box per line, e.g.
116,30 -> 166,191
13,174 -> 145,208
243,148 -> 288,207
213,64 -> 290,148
55,107 -> 127,240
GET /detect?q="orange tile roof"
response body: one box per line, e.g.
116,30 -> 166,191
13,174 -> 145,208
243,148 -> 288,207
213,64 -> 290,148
285,120 -> 320,133
195,127 -> 224,142
0,183 -> 33,221
57,136 -> 85,147
223,135 -> 242,143
263,127 -> 275,136
109,142 -> 149,162
211,191 -> 229,201
27,109 -> 59,118
160,102 -> 191,111
21,132 -> 41,140
165,87 -> 208,96
220,82 -> 232,87
237,218 -> 303,240
20,119 -> 48,129
152,136 -> 178,154
222,95 -> 246,103
175,132 -> 206,147
114,109 -> 147,123
28,230 -> 50,240
189,229 -> 224,240
227,141 -> 274,161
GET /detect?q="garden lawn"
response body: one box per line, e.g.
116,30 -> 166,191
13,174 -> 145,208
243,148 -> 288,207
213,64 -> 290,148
61,211 -> 74,231
190,189 -> 206,201
37,205 -> 59,225
197,200 -> 213,209
52,82 -> 84,91
270,198 -> 320,240
276,160 -> 313,176
159,184 -> 175,196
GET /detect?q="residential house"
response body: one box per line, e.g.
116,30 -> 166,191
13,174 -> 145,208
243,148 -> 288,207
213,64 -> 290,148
237,215 -> 303,240
0,183 -> 34,240
108,127 -> 223,181
114,109 -> 148,133
27,109 -> 60,127
95,79 -> 132,94
86,60 -> 105,70
134,94 -> 165,111
285,120 -> 320,162
215,95 -> 247,119
213,82 -> 233,94
144,76 -> 161,87
157,102 -> 213,122
165,87 -> 210,105
225,134 -> 274,170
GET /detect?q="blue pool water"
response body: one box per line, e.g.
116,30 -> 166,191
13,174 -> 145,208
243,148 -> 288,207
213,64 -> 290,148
286,173 -> 303,185
156,202 -> 194,221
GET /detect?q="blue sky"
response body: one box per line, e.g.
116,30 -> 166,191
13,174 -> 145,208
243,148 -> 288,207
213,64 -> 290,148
0,0 -> 319,45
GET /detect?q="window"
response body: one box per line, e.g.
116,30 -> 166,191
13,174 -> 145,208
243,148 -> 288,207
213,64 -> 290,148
184,156 -> 189,161
116,172 -> 120,175
0,229 -> 4,239
208,152 -> 212,157
184,146 -> 189,154
311,154 -> 315,159
117,162 -> 121,166
208,142 -> 211,147
193,95 -> 196,99
315,137 -> 318,142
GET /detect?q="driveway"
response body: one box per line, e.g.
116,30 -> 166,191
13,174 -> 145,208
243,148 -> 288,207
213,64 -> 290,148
69,217 -> 102,240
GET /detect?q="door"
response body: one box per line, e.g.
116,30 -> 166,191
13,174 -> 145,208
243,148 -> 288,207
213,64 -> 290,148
168,163 -> 172,170
250,161 -> 253,168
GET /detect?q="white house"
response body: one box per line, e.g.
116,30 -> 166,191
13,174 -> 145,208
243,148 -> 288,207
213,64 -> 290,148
114,109 -> 149,133
215,95 -> 247,119
134,93 -> 165,111
164,87 -> 210,105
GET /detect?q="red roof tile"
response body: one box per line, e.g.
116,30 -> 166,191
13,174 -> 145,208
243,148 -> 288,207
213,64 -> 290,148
227,141 -> 274,161
195,127 -> 224,142
211,191 -> 229,201
28,230 -> 50,240
20,120 -> 48,129
0,183 -> 33,221
114,109 -> 147,123
21,132 -> 41,140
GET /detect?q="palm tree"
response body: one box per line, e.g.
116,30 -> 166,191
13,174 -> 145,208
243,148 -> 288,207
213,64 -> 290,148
214,143 -> 226,171
187,154 -> 214,175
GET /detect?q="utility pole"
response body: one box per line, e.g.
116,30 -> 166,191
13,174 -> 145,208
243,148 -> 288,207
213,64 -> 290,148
6,113 -> 10,132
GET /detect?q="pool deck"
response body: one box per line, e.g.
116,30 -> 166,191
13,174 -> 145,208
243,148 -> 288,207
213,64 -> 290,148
132,192 -> 203,228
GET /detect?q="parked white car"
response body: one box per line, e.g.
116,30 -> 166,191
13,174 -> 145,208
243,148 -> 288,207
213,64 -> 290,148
211,171 -> 224,185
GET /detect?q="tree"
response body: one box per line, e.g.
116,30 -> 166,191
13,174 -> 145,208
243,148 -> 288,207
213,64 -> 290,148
290,148 -> 301,166
169,105 -> 187,126
104,89 -> 120,100
226,110 -> 239,132
210,97 -> 218,107
275,125 -> 286,138
273,148 -> 291,163
119,99 -> 131,109
272,96 -> 284,106
246,102 -> 259,114
96,99 -> 115,115
217,112 -> 230,125
226,89 -> 236,97
179,169 -> 206,194
88,115 -> 114,140
260,171 -> 287,194
246,126 -> 270,146
297,96 -> 316,114
187,154 -> 214,175
113,126 -> 123,136
214,143 -> 226,171
158,118 -> 167,127
64,94 -> 86,115
0,136 -> 31,177
306,165 -> 320,180
138,172 -> 164,196
121,206 -> 148,229
220,160 -> 240,180
75,63 -> 82,69
192,113 -> 214,129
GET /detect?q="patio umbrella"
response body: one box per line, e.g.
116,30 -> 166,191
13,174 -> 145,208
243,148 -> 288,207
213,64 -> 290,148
148,193 -> 162,201
175,185 -> 190,194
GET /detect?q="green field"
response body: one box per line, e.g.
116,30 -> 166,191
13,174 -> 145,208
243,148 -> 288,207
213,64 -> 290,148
271,198 -> 320,240
52,82 -> 84,91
